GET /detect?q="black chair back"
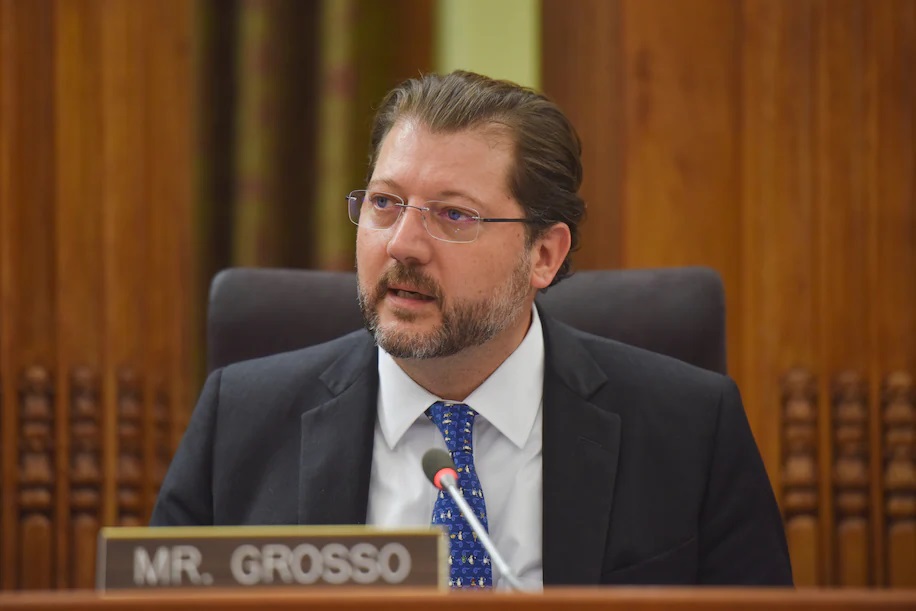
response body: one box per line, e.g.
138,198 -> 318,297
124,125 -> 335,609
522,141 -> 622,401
207,267 -> 726,374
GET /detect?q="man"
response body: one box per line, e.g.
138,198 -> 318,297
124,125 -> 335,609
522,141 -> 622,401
152,71 -> 793,588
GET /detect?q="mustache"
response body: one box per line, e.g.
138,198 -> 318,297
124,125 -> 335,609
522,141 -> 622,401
376,264 -> 442,302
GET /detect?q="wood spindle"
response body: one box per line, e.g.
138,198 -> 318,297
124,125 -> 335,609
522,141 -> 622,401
18,366 -> 54,589
116,369 -> 144,527
882,371 -> 915,587
781,367 -> 820,586
69,366 -> 101,588
832,371 -> 870,586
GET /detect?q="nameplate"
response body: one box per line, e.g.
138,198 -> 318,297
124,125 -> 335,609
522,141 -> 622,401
97,526 -> 447,591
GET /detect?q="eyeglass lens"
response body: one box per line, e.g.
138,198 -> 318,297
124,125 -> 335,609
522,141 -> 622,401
347,190 -> 480,243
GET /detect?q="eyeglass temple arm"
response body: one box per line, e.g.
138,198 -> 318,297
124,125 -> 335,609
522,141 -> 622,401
478,218 -> 536,224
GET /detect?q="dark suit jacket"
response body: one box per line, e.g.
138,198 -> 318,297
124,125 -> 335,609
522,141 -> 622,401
151,312 -> 793,586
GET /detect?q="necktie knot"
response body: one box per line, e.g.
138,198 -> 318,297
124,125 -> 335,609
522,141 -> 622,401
427,401 -> 477,456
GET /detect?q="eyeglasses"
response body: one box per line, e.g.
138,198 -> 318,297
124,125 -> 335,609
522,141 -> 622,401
346,189 -> 534,244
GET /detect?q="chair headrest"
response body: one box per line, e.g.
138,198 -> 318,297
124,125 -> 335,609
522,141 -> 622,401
207,267 -> 726,374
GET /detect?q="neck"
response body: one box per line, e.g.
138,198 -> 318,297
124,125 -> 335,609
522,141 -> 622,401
393,307 -> 533,401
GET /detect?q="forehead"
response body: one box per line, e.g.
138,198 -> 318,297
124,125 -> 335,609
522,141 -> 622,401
370,120 -> 515,200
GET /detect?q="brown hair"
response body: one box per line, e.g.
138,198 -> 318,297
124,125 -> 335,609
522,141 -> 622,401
367,70 -> 585,287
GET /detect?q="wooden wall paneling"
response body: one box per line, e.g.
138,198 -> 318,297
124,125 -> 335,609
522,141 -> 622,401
541,0 -> 623,271
99,1 -> 150,528
812,0 -> 872,586
54,0 -> 105,588
142,0 -> 193,521
0,0 -> 59,590
618,0 -> 743,384
2,0 -> 195,589
0,0 -> 14,591
740,0 -> 820,585
868,0 -> 916,589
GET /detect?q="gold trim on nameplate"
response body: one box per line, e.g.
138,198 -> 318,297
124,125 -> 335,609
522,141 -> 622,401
100,525 -> 442,540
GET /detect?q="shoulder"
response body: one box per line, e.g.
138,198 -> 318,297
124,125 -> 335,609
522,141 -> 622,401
576,326 -> 730,393
543,316 -> 737,447
547,316 -> 732,401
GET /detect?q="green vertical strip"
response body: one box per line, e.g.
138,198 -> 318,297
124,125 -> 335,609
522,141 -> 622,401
315,0 -> 359,271
235,0 -> 299,267
436,0 -> 541,88
233,1 -> 272,266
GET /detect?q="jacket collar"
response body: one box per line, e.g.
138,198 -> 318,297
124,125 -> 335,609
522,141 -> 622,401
540,311 -> 622,585
298,330 -> 378,525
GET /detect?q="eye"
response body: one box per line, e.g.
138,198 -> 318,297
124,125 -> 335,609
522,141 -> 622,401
442,207 -> 474,223
370,194 -> 393,209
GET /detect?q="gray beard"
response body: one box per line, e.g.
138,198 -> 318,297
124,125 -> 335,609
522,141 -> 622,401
357,257 -> 531,360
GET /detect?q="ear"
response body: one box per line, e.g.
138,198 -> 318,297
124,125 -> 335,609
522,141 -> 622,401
530,223 -> 572,290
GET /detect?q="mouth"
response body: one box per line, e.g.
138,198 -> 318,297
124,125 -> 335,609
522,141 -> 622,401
387,286 -> 437,302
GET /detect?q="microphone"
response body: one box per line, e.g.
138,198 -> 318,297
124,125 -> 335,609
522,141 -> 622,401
421,448 -> 526,591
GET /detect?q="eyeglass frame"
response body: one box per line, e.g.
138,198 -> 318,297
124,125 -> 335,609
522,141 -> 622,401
345,188 -> 536,244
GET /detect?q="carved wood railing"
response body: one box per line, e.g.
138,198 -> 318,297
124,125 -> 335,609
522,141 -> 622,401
19,367 -> 55,589
1,0 -> 193,591
69,367 -> 101,589
781,368 -> 820,586
781,368 -> 916,588
882,372 -> 915,587
0,367 -> 175,590
832,371 -> 870,586
5,362 -> 913,589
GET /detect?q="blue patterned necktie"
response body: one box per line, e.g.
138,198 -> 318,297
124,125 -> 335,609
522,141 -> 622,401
427,401 -> 493,589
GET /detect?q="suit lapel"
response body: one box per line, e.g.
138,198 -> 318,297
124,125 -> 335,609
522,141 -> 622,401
298,333 -> 378,525
540,313 -> 622,585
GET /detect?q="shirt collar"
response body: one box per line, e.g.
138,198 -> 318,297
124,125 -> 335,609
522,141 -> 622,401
377,305 -> 545,450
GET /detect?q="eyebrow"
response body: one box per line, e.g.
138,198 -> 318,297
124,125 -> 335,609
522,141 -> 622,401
367,179 -> 484,208
367,177 -> 403,192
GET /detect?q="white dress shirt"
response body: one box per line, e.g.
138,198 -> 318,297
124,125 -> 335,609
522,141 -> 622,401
366,306 -> 545,590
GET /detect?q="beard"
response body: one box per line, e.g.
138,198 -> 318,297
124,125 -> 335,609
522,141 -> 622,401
357,253 -> 532,359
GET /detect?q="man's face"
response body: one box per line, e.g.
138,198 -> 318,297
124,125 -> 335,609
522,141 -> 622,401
356,119 -> 534,359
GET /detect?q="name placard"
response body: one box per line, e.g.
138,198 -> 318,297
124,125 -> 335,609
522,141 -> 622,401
97,526 -> 448,591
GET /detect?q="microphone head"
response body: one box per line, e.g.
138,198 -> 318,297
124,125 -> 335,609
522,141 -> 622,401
422,448 -> 457,489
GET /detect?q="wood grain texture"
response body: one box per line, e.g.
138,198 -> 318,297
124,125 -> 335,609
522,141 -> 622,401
867,0 -> 916,587
781,368 -> 821,586
141,0 -> 193,520
813,1 -> 871,585
1,0 -> 59,590
541,0 -> 623,271
100,0 -> 151,528
19,366 -> 55,589
54,0 -> 105,587
619,0 -> 743,390
740,0 -> 818,507
1,0 -> 194,590
882,372 -> 916,588
0,0 -> 15,591
1,588 -> 916,611
832,371 -> 871,586
542,0 -> 916,587
69,367 -> 101,589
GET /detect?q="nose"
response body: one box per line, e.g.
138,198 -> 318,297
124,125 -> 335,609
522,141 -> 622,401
385,205 -> 434,265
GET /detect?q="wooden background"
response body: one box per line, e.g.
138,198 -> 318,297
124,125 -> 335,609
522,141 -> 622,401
1,0 -> 914,591
543,0 -> 915,588
0,0 -> 193,589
